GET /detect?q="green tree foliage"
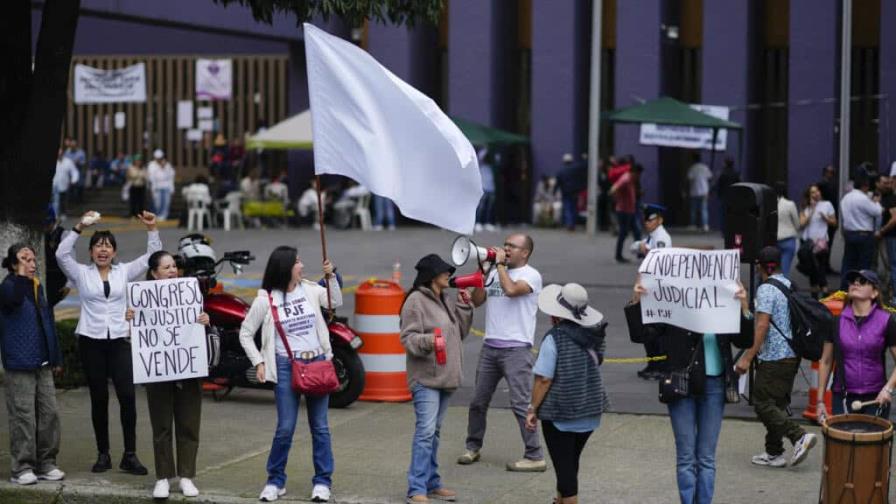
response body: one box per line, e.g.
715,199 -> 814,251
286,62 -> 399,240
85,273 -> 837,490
213,0 -> 443,26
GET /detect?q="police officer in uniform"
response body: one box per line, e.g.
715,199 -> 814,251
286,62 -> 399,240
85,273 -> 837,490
635,204 -> 672,379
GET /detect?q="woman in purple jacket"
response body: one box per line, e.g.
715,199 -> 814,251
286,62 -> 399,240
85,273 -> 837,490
817,269 -> 896,421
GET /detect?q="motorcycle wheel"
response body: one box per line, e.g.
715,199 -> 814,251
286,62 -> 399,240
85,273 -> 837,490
329,346 -> 365,408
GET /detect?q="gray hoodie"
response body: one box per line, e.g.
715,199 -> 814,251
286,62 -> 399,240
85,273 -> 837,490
400,286 -> 473,390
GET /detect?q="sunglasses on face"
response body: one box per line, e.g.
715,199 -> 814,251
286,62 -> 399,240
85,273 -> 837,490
850,277 -> 872,286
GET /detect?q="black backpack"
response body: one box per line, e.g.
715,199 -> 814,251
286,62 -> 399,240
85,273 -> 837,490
764,278 -> 831,361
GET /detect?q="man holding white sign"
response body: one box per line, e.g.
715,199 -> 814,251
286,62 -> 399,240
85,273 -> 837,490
128,256 -> 209,499
638,248 -> 741,334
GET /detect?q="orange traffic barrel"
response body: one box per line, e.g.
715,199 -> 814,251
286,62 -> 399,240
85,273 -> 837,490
354,279 -> 411,402
802,296 -> 844,420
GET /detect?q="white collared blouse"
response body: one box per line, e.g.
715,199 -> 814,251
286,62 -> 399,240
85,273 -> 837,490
56,229 -> 162,339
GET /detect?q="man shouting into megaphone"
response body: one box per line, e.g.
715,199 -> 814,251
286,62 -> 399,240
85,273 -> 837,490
457,233 -> 547,472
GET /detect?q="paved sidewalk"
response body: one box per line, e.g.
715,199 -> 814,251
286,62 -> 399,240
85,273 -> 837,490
0,386 -> 868,503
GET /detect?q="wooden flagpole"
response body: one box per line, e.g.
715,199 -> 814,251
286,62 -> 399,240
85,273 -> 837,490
315,175 -> 333,313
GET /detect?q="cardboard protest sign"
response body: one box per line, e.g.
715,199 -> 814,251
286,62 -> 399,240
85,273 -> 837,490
638,248 -> 741,334
129,278 -> 208,384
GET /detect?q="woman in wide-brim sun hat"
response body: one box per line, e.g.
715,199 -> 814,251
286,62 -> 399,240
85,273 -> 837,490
525,283 -> 607,504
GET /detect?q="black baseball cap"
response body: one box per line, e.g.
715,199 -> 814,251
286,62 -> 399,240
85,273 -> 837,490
414,254 -> 456,284
845,269 -> 881,287
756,246 -> 781,265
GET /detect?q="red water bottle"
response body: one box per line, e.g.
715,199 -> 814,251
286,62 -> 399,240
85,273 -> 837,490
434,328 -> 447,365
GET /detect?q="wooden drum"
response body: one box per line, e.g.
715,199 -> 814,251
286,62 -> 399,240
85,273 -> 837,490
820,414 -> 893,504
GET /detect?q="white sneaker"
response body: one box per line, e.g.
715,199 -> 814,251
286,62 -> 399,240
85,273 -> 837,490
372,225 -> 384,231
387,225 -> 396,231
474,223 -> 483,232
153,479 -> 170,499
484,224 -> 496,232
751,452 -> 787,467
37,468 -> 65,481
791,432 -> 818,466
259,484 -> 286,502
10,471 -> 38,485
311,484 -> 331,502
180,477 -> 199,497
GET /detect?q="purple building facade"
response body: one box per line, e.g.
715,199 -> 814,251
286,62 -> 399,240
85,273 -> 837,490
38,1 -> 896,224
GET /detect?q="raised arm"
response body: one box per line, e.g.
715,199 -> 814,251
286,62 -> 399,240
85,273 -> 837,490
123,212 -> 161,281
55,227 -> 84,283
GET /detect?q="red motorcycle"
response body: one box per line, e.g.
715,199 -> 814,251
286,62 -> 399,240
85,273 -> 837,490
177,234 -> 366,408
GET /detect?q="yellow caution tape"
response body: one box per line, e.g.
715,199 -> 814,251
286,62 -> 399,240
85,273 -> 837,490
603,355 -> 667,364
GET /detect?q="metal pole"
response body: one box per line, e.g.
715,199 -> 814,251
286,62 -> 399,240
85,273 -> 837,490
586,0 -> 604,236
838,0 -> 852,200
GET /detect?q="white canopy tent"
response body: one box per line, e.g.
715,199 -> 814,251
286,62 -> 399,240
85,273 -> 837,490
246,109 -> 313,150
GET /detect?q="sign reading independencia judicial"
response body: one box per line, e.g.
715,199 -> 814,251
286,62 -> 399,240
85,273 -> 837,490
128,278 -> 208,384
638,248 -> 741,334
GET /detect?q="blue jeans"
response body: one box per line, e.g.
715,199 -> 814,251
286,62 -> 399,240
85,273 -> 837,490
408,383 -> 451,497
777,237 -> 796,278
615,211 -> 641,260
373,194 -> 396,227
267,355 -> 333,489
840,231 -> 876,289
561,193 -> 577,229
476,191 -> 495,225
690,196 -> 709,228
153,188 -> 171,220
667,376 -> 725,504
886,238 -> 896,304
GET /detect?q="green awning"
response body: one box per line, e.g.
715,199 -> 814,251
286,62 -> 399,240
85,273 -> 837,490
451,117 -> 530,147
605,97 -> 741,130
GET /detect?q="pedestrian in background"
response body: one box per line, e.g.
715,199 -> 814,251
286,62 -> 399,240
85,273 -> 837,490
475,148 -> 497,232
686,152 -> 712,232
52,148 -> 79,219
126,154 -> 149,217
735,246 -> 817,468
557,153 -> 585,232
839,175 -> 882,289
1,244 -> 65,485
400,254 -> 474,504
148,149 -> 176,220
798,185 -> 837,298
526,283 -> 606,504
56,210 -> 160,475
130,251 -> 210,499
609,164 -> 642,263
634,277 -> 752,504
715,157 -> 740,236
775,182 -> 800,277
816,165 -> 840,274
634,204 -> 671,380
239,246 -> 341,503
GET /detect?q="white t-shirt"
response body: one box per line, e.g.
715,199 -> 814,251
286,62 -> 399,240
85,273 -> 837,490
687,163 -> 712,197
484,264 -> 542,346
272,286 -> 320,356
802,201 -> 836,241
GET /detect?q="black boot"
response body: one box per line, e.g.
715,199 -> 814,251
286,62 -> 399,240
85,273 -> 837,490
92,452 -> 112,473
119,452 -> 148,475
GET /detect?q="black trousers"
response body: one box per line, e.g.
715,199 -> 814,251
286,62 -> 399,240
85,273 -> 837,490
542,420 -> 593,498
78,337 -> 137,453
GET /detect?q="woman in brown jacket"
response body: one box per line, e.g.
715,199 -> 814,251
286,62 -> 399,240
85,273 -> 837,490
400,254 -> 474,504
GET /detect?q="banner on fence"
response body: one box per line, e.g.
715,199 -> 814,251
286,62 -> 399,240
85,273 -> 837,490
74,63 -> 147,104
638,248 -> 741,334
128,278 -> 208,384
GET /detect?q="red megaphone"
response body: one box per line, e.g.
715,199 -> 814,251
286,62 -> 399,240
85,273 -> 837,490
449,270 -> 485,289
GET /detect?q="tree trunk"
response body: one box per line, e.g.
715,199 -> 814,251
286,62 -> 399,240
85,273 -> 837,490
1,0 -> 80,231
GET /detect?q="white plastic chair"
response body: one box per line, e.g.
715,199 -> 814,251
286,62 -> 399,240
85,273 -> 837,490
218,191 -> 244,231
187,196 -> 211,232
353,193 -> 372,230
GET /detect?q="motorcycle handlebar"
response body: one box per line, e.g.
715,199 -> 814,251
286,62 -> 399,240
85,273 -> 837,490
220,251 -> 255,265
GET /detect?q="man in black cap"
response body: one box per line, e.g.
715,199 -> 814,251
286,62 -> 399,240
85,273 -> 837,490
634,204 -> 671,379
735,246 -> 817,468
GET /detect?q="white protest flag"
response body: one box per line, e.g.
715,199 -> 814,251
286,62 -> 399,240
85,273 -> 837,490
304,23 -> 482,235
638,248 -> 741,334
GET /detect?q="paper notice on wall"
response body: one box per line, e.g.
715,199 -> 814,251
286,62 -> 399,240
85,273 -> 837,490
128,278 -> 208,384
197,106 -> 213,119
186,129 -> 203,141
114,112 -> 126,130
177,101 -> 194,129
196,59 -> 233,101
74,63 -> 147,104
637,248 -> 741,334
198,119 -> 214,132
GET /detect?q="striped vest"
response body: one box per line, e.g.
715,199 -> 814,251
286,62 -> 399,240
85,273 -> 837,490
537,322 -> 605,421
